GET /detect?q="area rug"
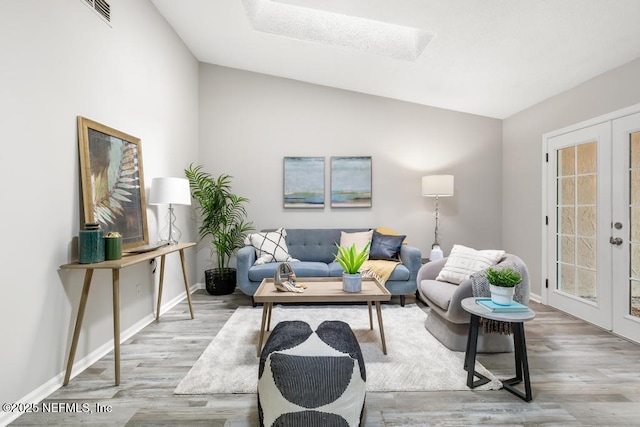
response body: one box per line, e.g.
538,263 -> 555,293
174,305 -> 502,394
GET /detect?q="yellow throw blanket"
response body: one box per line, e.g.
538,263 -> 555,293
360,259 -> 400,285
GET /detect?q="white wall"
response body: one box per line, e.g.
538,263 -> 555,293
0,0 -> 198,416
503,57 -> 640,298
197,64 -> 504,277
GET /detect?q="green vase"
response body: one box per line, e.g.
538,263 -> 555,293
105,236 -> 122,260
78,223 -> 105,264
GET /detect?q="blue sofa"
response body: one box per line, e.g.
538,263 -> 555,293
236,228 -> 422,306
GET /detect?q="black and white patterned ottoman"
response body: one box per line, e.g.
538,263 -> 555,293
258,320 -> 366,427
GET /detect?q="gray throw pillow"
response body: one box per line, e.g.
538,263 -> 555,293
368,231 -> 405,261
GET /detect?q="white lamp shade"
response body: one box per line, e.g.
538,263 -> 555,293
422,175 -> 454,197
149,177 -> 191,205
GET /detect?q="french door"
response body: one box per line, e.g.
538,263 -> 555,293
545,110 -> 640,344
546,122 -> 612,330
611,112 -> 640,343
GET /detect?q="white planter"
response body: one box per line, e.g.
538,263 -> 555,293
343,273 -> 362,293
490,284 -> 515,305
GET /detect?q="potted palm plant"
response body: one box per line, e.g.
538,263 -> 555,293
185,164 -> 254,295
485,266 -> 522,305
334,242 -> 370,292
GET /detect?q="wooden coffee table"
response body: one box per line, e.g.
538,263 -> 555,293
253,277 -> 392,356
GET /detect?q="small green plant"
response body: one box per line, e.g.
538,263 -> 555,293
485,267 -> 522,288
334,242 -> 370,274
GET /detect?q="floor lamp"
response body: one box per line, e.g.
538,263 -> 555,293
149,177 -> 192,245
422,175 -> 454,260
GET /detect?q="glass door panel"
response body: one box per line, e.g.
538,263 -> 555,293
556,142 -> 598,302
547,121 -> 612,330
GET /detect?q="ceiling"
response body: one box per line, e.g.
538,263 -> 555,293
151,0 -> 640,119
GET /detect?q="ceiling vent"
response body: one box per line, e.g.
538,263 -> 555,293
82,0 -> 111,24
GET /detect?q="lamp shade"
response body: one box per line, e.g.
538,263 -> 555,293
149,177 -> 191,205
422,175 -> 454,197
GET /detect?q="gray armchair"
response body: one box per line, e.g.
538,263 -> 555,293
416,253 -> 530,353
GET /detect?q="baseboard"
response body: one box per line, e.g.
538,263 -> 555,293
529,292 -> 542,303
156,282 -> 202,316
0,283 -> 199,427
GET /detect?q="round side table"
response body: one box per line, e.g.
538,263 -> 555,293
461,297 -> 536,402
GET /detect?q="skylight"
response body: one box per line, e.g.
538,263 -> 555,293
241,0 -> 434,61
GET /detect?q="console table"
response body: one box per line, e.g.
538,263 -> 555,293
60,242 -> 196,386
461,297 -> 536,401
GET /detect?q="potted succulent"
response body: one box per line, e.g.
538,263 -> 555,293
185,164 -> 254,295
334,242 -> 370,292
485,266 -> 522,305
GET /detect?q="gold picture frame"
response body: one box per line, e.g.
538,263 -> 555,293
77,116 -> 149,250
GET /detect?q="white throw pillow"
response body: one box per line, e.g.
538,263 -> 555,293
436,244 -> 505,285
244,228 -> 299,265
340,230 -> 373,257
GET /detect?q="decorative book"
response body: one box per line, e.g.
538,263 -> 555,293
476,298 -> 529,313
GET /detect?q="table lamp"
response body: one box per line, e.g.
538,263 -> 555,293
422,175 -> 454,260
149,177 -> 191,245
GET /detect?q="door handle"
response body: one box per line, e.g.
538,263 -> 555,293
609,237 -> 623,246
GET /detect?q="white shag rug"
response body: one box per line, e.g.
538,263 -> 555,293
174,305 -> 502,394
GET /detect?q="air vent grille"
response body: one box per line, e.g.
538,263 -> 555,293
81,0 -> 111,24
94,0 -> 110,22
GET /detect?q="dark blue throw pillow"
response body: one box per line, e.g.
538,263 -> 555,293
368,230 -> 405,261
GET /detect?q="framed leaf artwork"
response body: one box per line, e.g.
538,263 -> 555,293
77,116 -> 149,249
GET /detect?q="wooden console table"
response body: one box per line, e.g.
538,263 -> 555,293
60,242 -> 196,386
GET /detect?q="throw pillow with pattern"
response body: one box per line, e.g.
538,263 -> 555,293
245,228 -> 299,265
436,244 -> 505,285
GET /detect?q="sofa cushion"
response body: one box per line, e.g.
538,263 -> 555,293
420,279 -> 459,311
339,230 -> 373,257
436,244 -> 505,285
284,228 -> 368,263
328,262 -> 345,277
369,230 -> 406,261
247,261 -> 330,282
291,262 -> 331,277
245,228 -> 299,265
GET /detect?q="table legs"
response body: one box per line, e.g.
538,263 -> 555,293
63,268 -> 122,387
63,269 -> 93,386
257,302 -> 272,356
156,249 -> 195,321
155,255 -> 166,321
375,301 -> 387,355
464,315 -> 533,402
112,269 -> 120,386
255,301 -> 387,356
464,314 -> 491,388
179,249 -> 194,319
501,323 -> 533,402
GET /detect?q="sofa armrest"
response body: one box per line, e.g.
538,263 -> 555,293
236,245 -> 256,295
416,257 -> 447,283
400,244 -> 422,285
445,278 -> 475,323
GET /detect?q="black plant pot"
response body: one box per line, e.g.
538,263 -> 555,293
205,268 -> 237,295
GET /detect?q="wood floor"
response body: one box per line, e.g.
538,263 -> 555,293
12,289 -> 640,426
